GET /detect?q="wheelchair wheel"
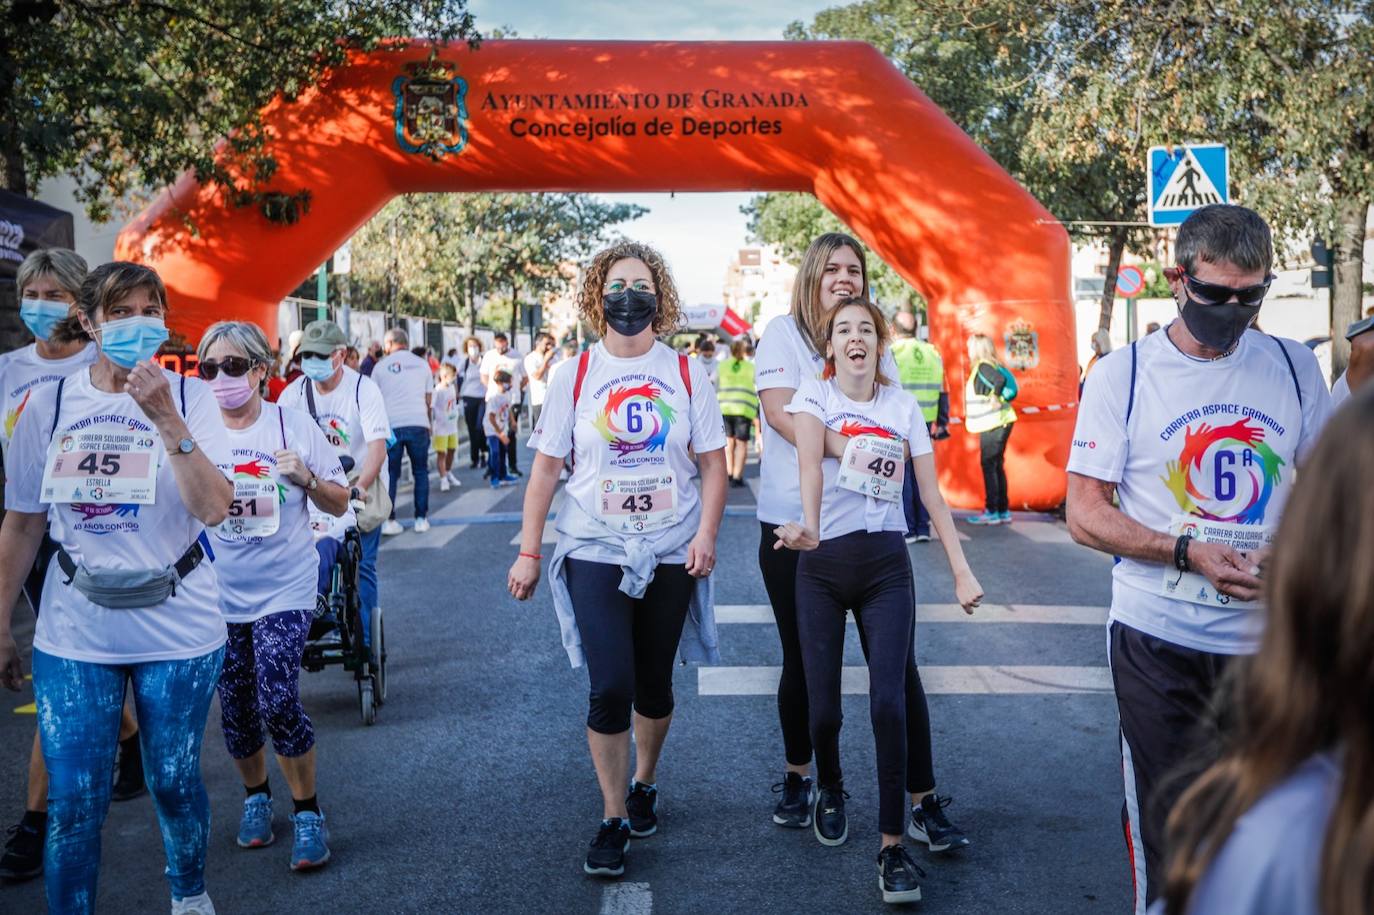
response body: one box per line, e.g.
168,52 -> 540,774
372,606 -> 387,705
358,679 -> 376,726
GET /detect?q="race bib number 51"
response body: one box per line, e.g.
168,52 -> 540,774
837,435 -> 904,503
598,474 -> 677,534
218,478 -> 280,539
42,431 -> 160,504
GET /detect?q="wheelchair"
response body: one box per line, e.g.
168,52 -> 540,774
301,525 -> 388,725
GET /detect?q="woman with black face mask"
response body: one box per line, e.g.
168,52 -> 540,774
507,242 -> 728,880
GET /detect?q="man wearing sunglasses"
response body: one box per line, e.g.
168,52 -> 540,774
1064,204 -> 1333,914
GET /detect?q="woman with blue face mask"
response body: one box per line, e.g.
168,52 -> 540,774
0,249 -> 148,888
0,261 -> 234,915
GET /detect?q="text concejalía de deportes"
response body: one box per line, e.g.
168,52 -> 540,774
509,114 -> 785,142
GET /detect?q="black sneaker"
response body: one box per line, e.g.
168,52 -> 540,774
111,738 -> 146,802
625,782 -> 658,837
509,468 -> 524,478
771,772 -> 816,828
584,818 -> 630,877
877,843 -> 926,904
0,821 -> 44,882
813,785 -> 849,847
908,793 -> 969,853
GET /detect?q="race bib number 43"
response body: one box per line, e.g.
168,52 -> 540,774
837,435 -> 904,503
42,432 -> 160,504
1160,515 -> 1274,610
598,474 -> 677,534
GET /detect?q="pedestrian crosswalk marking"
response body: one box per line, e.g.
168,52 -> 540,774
714,604 -> 1107,625
699,665 -> 1112,696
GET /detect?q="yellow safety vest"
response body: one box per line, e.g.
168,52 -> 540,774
890,338 -> 944,424
964,359 -> 1017,434
717,358 -> 759,420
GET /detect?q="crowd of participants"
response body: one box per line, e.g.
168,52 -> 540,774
1,201 -> 1373,913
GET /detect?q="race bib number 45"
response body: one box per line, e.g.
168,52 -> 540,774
837,435 -> 904,503
598,474 -> 677,534
42,432 -> 160,504
1160,515 -> 1274,610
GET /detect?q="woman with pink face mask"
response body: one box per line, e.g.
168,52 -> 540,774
196,321 -> 350,873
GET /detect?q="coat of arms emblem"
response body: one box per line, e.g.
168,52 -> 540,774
1003,319 -> 1040,370
392,61 -> 469,159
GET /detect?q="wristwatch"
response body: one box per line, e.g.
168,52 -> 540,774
307,473 -> 319,492
349,486 -> 362,502
173,438 -> 196,456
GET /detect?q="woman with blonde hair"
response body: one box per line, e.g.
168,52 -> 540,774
964,333 -> 1017,525
508,241 -> 726,879
1158,387 -> 1374,915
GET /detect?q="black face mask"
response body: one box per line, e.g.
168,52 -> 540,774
603,289 -> 658,336
1178,292 -> 1259,354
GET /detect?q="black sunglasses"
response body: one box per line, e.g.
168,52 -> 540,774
199,356 -> 256,380
1178,268 -> 1274,307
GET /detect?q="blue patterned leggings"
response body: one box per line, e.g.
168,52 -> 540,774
216,609 -> 315,759
33,647 -> 224,913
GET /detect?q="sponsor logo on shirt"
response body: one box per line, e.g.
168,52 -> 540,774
1073,438 -> 1097,449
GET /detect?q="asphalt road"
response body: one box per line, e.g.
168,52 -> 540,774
1,453 -> 1130,914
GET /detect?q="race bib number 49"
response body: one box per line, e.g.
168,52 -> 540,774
1160,515 -> 1274,610
42,432 -> 160,505
837,435 -> 904,503
598,474 -> 677,534
218,478 -> 280,539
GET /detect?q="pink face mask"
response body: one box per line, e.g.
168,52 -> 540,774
209,372 -> 254,410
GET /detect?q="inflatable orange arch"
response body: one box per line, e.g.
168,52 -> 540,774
116,39 -> 1076,510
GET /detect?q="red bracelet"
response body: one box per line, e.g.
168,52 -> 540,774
519,552 -> 542,560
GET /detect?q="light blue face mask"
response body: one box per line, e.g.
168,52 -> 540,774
98,315 -> 169,369
300,355 -> 337,382
20,298 -> 70,342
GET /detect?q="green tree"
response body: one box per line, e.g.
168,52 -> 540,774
1,1 -> 477,220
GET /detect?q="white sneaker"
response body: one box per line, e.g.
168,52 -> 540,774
171,892 -> 217,915
413,517 -> 431,533
440,477 -> 451,493
381,519 -> 403,536
447,472 -> 462,487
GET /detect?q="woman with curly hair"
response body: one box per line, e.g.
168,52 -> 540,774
507,241 -> 727,879
1156,387 -> 1374,915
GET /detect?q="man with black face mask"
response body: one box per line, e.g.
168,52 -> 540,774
1063,204 -> 1334,915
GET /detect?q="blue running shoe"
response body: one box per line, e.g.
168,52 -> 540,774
997,511 -> 1013,524
237,793 -> 274,848
289,810 -> 330,871
966,512 -> 1000,525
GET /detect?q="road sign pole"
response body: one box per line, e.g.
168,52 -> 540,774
316,263 -> 327,322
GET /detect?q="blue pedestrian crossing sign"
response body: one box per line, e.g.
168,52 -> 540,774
1147,144 -> 1229,227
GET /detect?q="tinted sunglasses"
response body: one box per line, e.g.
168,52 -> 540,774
1177,268 -> 1274,307
199,356 -> 256,380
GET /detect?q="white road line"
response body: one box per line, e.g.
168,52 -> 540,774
713,604 -> 1107,625
745,476 -> 761,502
381,485 -> 509,552
698,665 -> 1112,696
1007,520 -> 1076,544
600,881 -> 653,915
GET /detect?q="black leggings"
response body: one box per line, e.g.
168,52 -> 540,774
759,523 -> 935,792
565,558 -> 695,734
797,531 -> 935,836
979,423 -> 1012,513
461,396 -> 486,464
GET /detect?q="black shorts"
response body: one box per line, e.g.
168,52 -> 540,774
723,415 -> 754,442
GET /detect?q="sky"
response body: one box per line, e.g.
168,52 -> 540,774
464,0 -> 836,303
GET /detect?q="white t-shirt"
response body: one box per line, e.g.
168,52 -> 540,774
431,383 -> 459,435
211,402 -> 347,622
786,377 -> 932,540
278,368 -> 392,473
481,348 -> 525,405
528,341 -> 726,563
4,367 -> 231,664
524,349 -> 555,407
457,355 -> 487,399
1330,371 -> 1350,406
1068,328 -> 1333,654
485,388 -> 511,437
371,350 -> 434,429
696,353 -> 721,389
0,342 -> 98,455
755,314 -> 899,524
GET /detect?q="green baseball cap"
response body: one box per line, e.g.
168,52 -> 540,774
297,320 -> 348,357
